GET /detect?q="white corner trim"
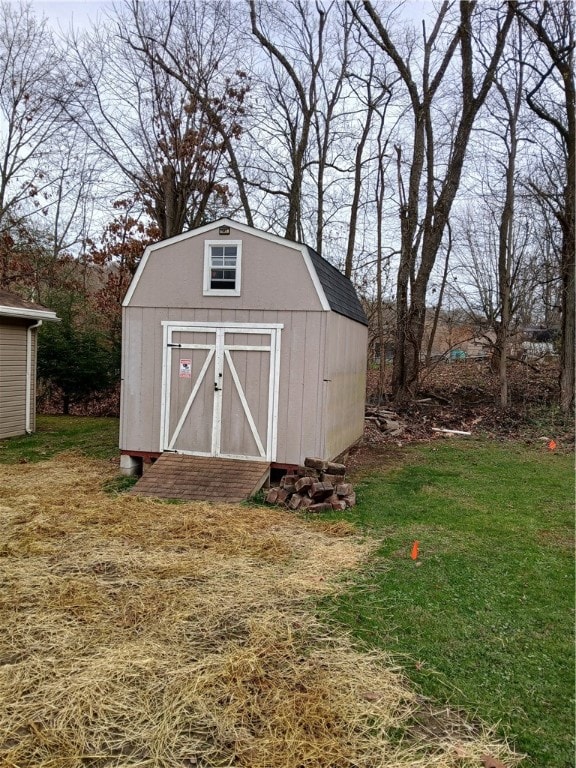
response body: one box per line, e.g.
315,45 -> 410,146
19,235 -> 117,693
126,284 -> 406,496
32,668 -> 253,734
25,320 -> 42,433
160,320 -> 284,330
299,246 -> 331,312
123,243 -> 152,307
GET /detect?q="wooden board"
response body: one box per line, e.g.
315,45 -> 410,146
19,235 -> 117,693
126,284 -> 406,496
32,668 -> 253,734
130,453 -> 270,503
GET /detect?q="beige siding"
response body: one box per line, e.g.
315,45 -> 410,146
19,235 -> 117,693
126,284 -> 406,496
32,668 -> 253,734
0,318 -> 28,438
120,307 -> 328,464
323,313 -> 367,460
129,228 -> 324,313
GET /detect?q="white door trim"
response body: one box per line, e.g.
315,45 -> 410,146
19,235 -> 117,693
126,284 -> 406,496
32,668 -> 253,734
160,322 -> 283,461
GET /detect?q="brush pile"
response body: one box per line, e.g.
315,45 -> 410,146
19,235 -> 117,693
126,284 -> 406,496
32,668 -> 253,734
365,406 -> 406,437
265,456 -> 356,511
0,453 -> 520,767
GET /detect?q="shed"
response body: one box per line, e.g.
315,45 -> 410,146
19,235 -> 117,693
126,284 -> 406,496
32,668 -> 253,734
120,219 -> 368,477
0,291 -> 59,439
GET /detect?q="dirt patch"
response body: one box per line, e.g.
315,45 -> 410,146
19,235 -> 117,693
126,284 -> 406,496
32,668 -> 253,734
0,454 -> 521,767
537,528 -> 576,552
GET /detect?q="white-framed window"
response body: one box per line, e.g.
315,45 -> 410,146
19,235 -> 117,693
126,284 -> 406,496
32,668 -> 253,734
203,240 -> 242,296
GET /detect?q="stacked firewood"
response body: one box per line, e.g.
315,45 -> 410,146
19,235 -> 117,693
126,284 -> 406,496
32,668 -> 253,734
265,457 -> 356,512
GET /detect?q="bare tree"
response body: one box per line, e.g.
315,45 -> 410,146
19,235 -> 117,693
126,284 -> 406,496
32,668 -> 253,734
343,26 -> 400,278
469,24 -> 530,405
450,201 -> 539,369
0,1 -> 67,234
248,0 -> 352,246
515,0 -> 575,413
120,0 -> 254,230
63,0 -> 249,239
351,0 -> 516,403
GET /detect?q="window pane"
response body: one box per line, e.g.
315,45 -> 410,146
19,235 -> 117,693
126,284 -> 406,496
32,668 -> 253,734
208,243 -> 239,292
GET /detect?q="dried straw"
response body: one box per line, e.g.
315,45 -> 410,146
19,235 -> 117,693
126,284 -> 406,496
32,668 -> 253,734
0,453 -> 520,767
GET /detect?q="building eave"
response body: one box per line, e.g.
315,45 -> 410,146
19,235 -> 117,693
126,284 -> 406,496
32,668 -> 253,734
0,306 -> 60,321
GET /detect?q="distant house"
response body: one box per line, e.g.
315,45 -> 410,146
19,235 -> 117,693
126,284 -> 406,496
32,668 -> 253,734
0,291 -> 59,438
422,318 -> 495,361
120,219 -> 368,475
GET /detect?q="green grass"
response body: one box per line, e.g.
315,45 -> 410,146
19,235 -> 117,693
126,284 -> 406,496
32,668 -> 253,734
0,415 -> 120,463
323,441 -> 575,767
2,418 -> 573,764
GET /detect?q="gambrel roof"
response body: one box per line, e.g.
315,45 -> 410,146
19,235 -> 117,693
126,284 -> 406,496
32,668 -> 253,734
124,219 -> 368,326
307,247 -> 367,326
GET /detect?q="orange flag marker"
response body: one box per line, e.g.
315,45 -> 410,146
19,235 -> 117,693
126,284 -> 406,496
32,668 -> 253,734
548,439 -> 557,451
411,541 -> 420,560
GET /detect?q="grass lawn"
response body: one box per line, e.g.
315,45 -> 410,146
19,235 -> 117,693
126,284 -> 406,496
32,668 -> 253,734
324,440 -> 575,768
0,415 -> 119,463
2,418 -> 573,765
2,423 -> 519,767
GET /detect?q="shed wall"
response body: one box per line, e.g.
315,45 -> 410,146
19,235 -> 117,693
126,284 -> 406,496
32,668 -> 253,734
323,313 -> 367,460
0,318 -> 28,438
120,307 -> 328,465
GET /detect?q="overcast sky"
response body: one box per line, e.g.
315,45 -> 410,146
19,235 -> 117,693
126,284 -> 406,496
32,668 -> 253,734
32,0 -> 114,30
32,0 -> 434,30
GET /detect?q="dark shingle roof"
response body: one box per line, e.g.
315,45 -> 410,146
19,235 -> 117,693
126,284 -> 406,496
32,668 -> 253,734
0,291 -> 60,322
307,248 -> 367,326
0,290 -> 50,313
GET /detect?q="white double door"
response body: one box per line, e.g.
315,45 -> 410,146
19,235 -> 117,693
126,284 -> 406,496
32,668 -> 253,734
161,322 -> 282,461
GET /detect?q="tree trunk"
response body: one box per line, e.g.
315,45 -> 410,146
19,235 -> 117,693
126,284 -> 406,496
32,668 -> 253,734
515,1 -> 575,412
425,225 -> 452,366
358,1 -> 515,405
560,36 -> 575,413
559,175 -> 575,412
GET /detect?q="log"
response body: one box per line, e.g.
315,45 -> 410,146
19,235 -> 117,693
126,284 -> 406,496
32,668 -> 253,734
431,428 -> 471,436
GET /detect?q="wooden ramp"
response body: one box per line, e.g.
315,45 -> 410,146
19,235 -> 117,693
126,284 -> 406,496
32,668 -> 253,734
129,453 -> 270,503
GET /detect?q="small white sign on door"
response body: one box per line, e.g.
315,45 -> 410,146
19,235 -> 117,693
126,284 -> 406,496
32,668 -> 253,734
179,359 -> 192,378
